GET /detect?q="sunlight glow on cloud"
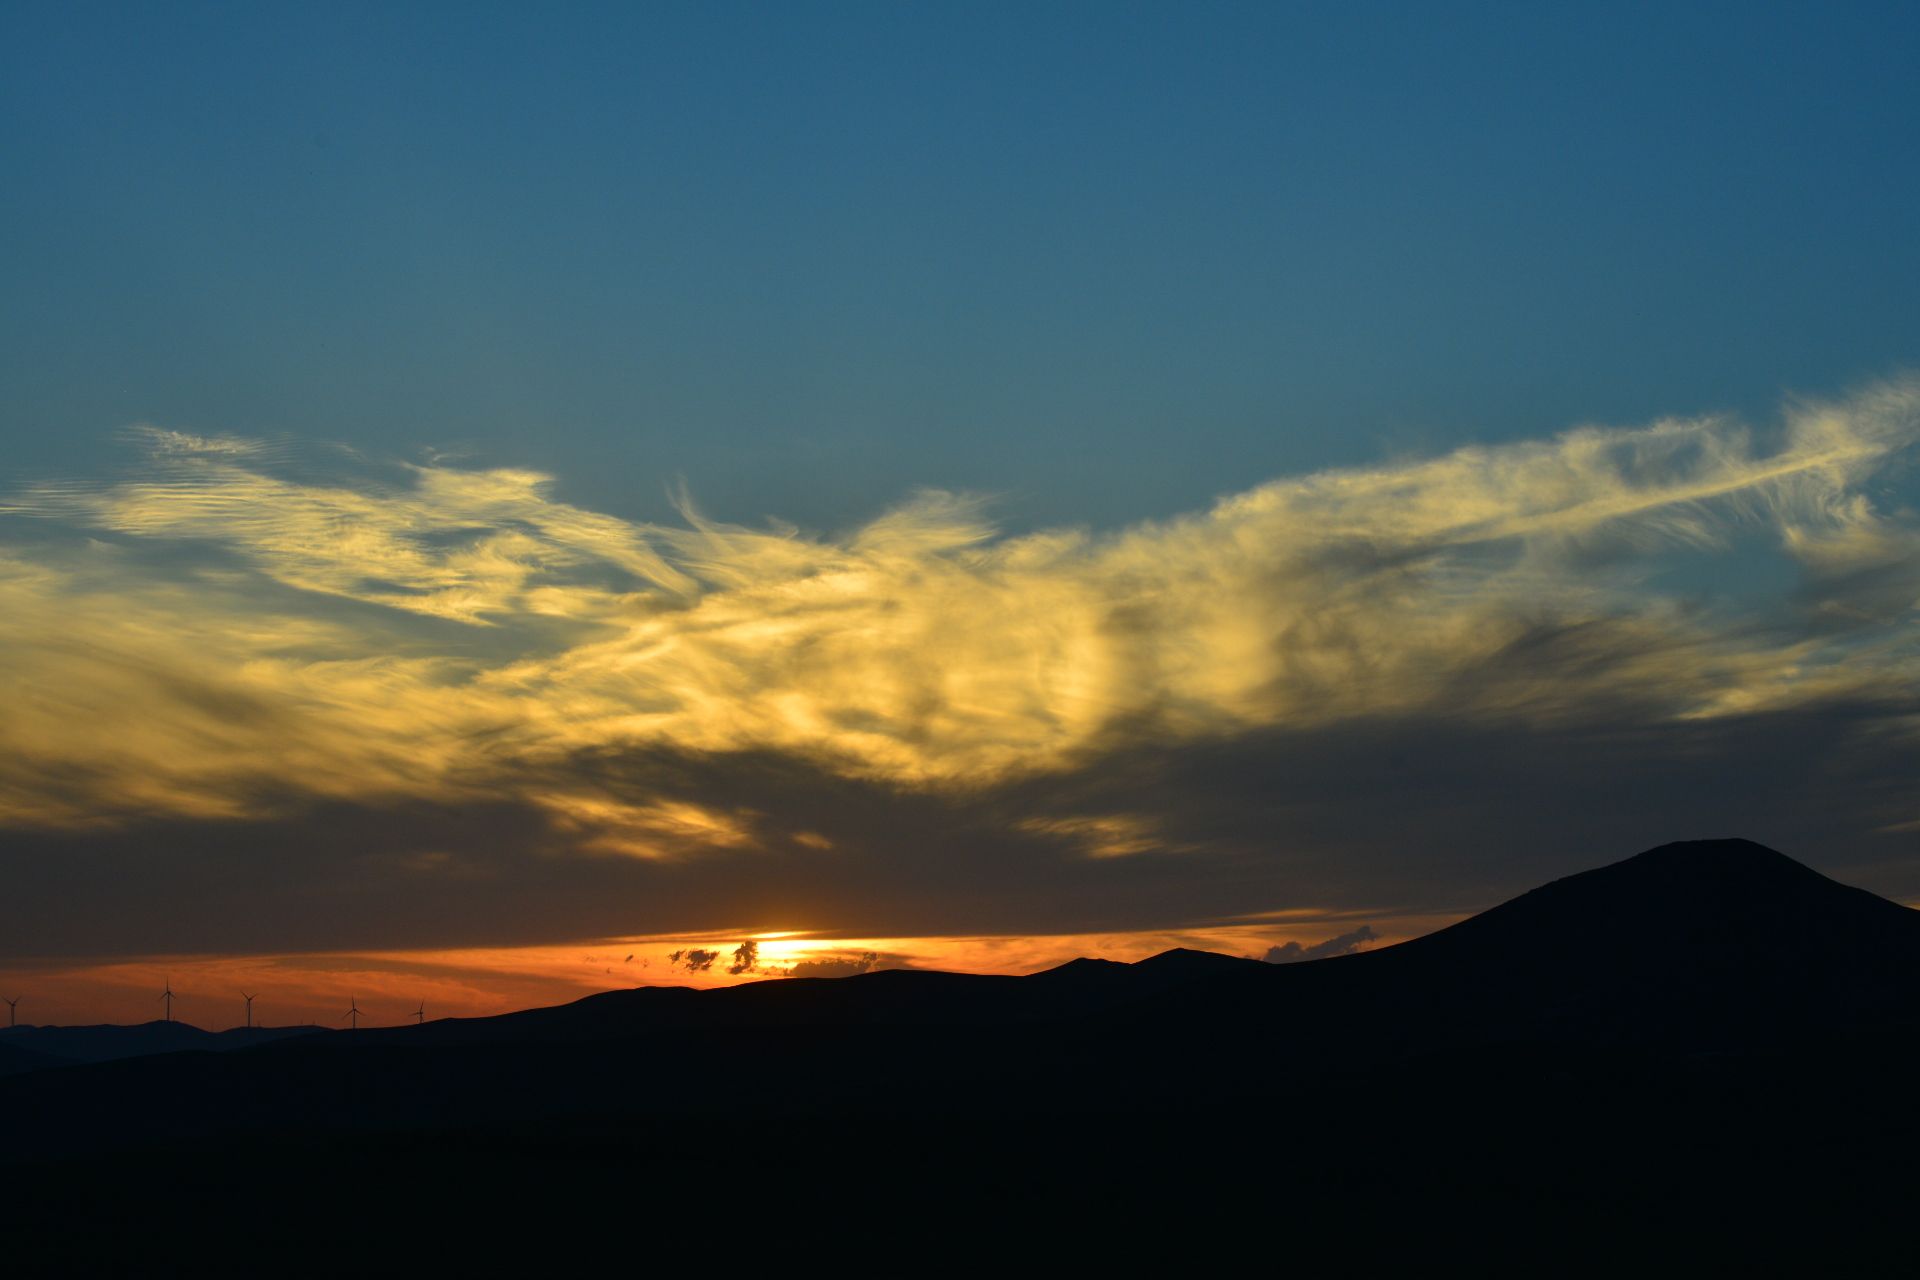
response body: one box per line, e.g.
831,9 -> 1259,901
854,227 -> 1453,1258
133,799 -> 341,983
1018,813 -> 1180,860
539,793 -> 761,860
0,915 -> 1457,1027
2,380 -> 1918,849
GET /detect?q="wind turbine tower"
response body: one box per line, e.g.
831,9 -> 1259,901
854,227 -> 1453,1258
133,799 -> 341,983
242,992 -> 257,1029
344,996 -> 366,1031
411,1001 -> 425,1025
161,978 -> 176,1023
4,997 -> 17,1029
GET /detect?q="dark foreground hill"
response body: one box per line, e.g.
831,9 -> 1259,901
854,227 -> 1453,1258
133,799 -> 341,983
0,1020 -> 322,1071
6,838 -> 1919,1265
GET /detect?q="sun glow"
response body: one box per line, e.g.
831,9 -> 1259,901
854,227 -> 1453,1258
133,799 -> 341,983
0,911 -> 1461,1031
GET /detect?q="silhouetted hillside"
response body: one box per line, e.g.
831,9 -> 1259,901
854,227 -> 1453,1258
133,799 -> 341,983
323,837 -> 1920,1061
0,1020 -> 323,1067
1131,945 -> 1262,978
0,1038 -> 66,1077
9,838 -> 1916,1084
366,945 -> 1260,1052
1205,836 -> 1920,1053
5,838 -> 1919,1264
1404,836 -> 1920,973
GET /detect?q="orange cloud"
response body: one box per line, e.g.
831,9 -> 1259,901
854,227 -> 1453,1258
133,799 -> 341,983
0,911 -> 1461,1029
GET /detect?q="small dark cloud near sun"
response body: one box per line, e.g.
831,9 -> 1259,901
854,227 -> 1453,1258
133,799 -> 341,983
1264,926 -> 1377,964
786,951 -> 882,980
782,951 -> 914,980
668,949 -> 720,973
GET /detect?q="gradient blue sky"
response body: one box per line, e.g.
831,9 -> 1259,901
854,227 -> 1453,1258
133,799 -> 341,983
6,1 -> 1917,533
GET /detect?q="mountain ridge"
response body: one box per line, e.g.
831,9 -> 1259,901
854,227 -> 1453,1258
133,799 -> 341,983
5,832 -> 1920,1228
6,837 -> 1915,1073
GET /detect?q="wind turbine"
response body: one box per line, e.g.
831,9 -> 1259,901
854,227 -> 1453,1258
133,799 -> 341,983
344,996 -> 366,1031
410,1001 -> 425,1025
161,978 -> 176,1023
241,992 -> 257,1029
4,997 -> 17,1029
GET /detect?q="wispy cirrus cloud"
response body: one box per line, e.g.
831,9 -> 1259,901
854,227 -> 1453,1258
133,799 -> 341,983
1,380 -> 1918,953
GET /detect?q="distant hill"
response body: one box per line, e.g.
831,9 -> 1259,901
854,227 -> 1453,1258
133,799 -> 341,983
1382,836 -> 1920,1035
10,838 -> 1914,1074
367,944 -> 1263,1051
0,1021 -> 323,1067
5,837 -> 1919,1263
1143,836 -> 1920,1057
311,837 -> 1920,1059
1399,836 -> 1920,978
0,1037 -> 68,1077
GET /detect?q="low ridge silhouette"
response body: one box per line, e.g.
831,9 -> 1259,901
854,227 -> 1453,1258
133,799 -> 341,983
6,837 -> 1918,1264
5,838 -> 1913,1072
1148,836 -> 1920,1054
0,1021 -> 322,1073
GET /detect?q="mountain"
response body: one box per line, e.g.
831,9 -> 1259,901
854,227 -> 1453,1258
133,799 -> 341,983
338,945 -> 1260,1052
10,838 -> 1912,1072
364,837 -> 1914,1059
1130,945 -> 1261,978
1399,836 -> 1920,976
4,838 -> 1918,1262
1242,836 -> 1920,1050
1087,837 -> 1920,1075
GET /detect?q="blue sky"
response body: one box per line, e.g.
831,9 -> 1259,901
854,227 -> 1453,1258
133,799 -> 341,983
5,1 -> 1917,533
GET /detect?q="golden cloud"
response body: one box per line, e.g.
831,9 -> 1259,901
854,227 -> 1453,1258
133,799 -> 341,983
2,381 -> 1917,840
1017,813 -> 1181,860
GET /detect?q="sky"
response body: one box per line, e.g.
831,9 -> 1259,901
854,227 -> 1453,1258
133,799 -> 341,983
3,2 -> 1919,1028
